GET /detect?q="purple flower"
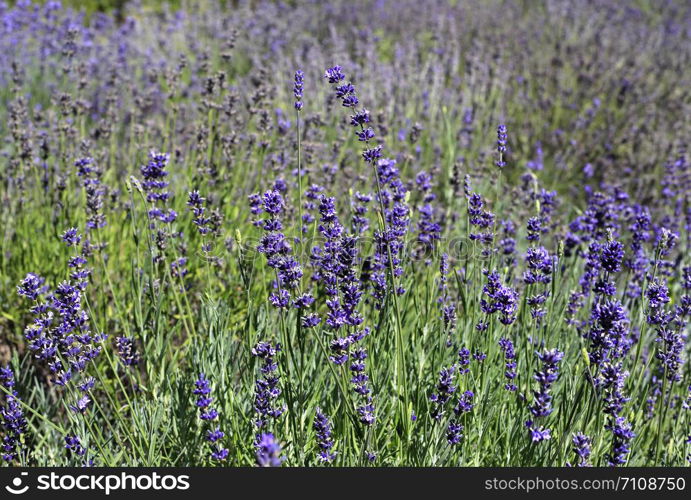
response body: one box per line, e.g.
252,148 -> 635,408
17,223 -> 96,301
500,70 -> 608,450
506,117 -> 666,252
62,227 -> 81,247
655,324 -> 684,382
323,66 -> 410,307
599,362 -> 630,416
65,435 -> 86,457
570,432 -> 592,467
69,395 -> 91,414
324,66 -> 345,83
356,127 -> 375,142
311,195 -> 365,330
18,235 -> 105,389
351,191 -> 372,234
75,157 -> 107,230
446,420 -> 464,445
600,240 -> 625,273
16,273 -> 45,301
480,270 -> 519,325
193,374 -> 228,461
453,390 -> 475,415
255,433 -> 284,467
586,299 -> 631,367
646,280 -> 670,317
115,336 -> 140,367
415,201 -> 441,260
458,347 -> 471,374
362,146 -> 382,164
252,342 -> 285,428
207,428 -> 224,443
468,193 -> 495,233
357,402 -> 376,426
430,366 -> 456,421
349,348 -> 371,396
293,69 -> 304,110
526,217 -> 542,242
141,151 -> 173,211
0,366 -> 27,462
523,247 -> 554,285
526,348 -> 563,442
605,416 -> 635,466
526,422 -> 551,443
348,347 -> 376,426
301,313 -> 321,328
495,124 -> 508,168
211,447 -> 229,461
313,408 -> 336,463
498,338 -> 518,391
139,151 -> 176,263
193,373 -> 218,419
187,190 -> 213,236
77,377 -> 95,393
255,189 -> 304,305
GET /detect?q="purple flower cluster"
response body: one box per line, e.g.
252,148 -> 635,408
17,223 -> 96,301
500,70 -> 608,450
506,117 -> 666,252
139,151 -> 178,267
16,272 -> 47,301
187,190 -> 212,236
293,69 -> 304,110
255,190 -> 305,308
0,366 -> 27,462
430,366 -> 455,421
193,373 -> 219,421
566,191 -> 626,251
646,279 -> 671,325
526,348 -> 564,443
370,158 -> 410,304
141,151 -> 176,224
468,192 -> 495,253
414,171 -> 442,261
600,240 -> 624,273
495,124 -> 508,169
313,407 -> 336,463
526,217 -> 542,243
251,342 -> 285,429
569,432 -> 592,467
324,65 -> 410,307
480,270 -> 519,326
255,433 -> 284,467
600,362 -> 631,417
192,374 -> 228,461
643,279 -> 685,383
585,299 -> 631,368
350,191 -> 372,234
350,347 -> 375,426
581,297 -> 636,466
605,416 -> 635,466
499,219 -> 517,267
453,390 -> 475,416
115,336 -> 140,367
523,246 -> 554,285
311,195 -> 362,328
498,338 -> 518,392
428,352 -> 476,447
65,435 -> 86,458
446,420 -> 464,445
18,230 -> 105,388
75,157 -> 106,230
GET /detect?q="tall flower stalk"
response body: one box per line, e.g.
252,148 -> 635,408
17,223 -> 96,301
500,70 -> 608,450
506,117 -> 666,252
324,65 -> 411,442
